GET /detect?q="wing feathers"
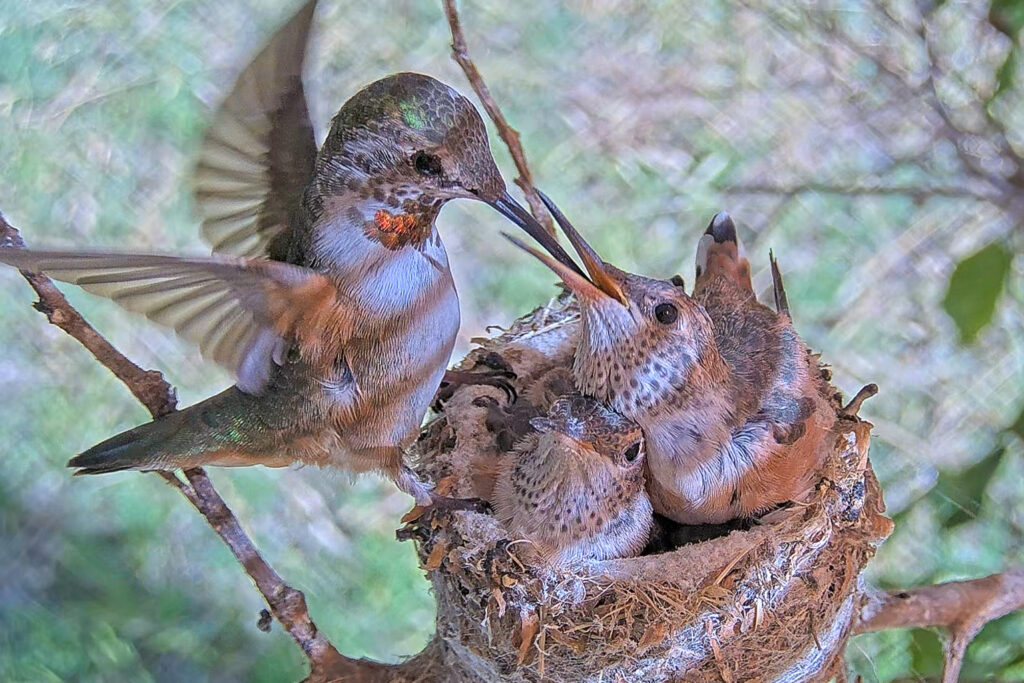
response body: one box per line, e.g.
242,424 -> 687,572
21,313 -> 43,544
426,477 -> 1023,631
0,248 -> 348,394
193,0 -> 318,261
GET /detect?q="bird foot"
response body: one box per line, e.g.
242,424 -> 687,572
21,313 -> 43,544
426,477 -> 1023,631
433,352 -> 517,410
396,466 -> 491,517
428,492 -> 491,514
400,494 -> 490,526
395,466 -> 435,508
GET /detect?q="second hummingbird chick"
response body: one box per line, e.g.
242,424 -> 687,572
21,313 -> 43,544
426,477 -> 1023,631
508,195 -> 834,526
492,395 -> 652,564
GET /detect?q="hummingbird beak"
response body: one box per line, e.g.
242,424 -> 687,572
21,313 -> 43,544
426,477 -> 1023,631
535,191 -> 627,306
486,192 -> 586,278
503,232 -> 610,302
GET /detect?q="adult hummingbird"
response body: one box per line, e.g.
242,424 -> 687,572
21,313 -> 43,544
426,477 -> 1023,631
507,195 -> 833,525
0,0 -> 579,506
491,394 -> 651,564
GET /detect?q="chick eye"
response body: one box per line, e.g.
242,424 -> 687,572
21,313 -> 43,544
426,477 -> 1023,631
654,302 -> 678,324
623,441 -> 642,462
413,151 -> 443,177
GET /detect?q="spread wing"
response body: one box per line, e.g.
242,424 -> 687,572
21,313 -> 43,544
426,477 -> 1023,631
193,0 -> 319,261
0,249 -> 348,394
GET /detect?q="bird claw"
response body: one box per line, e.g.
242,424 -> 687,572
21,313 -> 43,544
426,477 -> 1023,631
432,355 -> 518,411
473,351 -> 516,376
428,493 -> 491,514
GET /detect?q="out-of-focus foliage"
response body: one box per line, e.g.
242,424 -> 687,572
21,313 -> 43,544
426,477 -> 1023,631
987,0 -> 1024,96
0,0 -> 1022,681
942,241 -> 1013,343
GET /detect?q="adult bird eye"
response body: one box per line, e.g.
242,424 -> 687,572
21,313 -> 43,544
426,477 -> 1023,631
623,442 -> 642,462
654,302 -> 678,325
413,151 -> 443,177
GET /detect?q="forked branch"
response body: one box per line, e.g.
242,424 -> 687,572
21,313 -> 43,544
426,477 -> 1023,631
855,569 -> 1024,683
0,211 -> 357,677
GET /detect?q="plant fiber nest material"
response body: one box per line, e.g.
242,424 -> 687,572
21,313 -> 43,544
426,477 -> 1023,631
395,293 -> 892,682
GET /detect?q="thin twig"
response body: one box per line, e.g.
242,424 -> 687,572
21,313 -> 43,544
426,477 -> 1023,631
839,384 -> 878,419
725,181 -> 1001,202
855,569 -> 1024,683
441,0 -> 556,236
0,211 -> 352,675
0,217 -> 178,416
181,467 -> 337,664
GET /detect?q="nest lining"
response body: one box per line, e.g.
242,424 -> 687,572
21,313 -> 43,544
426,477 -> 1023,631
397,294 -> 892,682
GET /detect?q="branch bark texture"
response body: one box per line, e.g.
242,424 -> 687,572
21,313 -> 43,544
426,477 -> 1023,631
442,0 -> 555,237
0,210 -> 350,678
856,569 -> 1024,683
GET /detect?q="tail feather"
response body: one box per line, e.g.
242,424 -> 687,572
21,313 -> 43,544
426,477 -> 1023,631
66,387 -> 279,475
68,411 -> 194,474
695,212 -> 752,293
73,465 -> 135,476
769,250 -> 790,318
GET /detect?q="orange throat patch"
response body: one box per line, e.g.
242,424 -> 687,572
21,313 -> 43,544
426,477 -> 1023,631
367,209 -> 430,250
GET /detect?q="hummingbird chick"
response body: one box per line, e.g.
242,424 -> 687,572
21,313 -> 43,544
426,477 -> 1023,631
509,195 -> 834,525
492,394 -> 652,564
0,0 -> 582,507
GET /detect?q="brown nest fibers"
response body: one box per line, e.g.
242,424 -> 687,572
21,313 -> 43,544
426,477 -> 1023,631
385,293 -> 892,682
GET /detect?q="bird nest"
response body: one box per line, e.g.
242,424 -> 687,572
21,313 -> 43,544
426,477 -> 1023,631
396,293 -> 892,682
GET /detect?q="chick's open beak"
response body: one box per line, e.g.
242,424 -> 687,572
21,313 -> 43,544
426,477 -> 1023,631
487,192 -> 584,278
504,190 -> 627,305
505,233 -> 611,302
538,191 -> 627,305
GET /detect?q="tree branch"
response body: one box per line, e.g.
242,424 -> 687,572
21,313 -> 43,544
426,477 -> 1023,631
441,0 -> 555,236
0,217 -> 178,417
807,5 -> 1017,202
0,210 -> 357,676
724,181 -> 1001,202
855,569 -> 1024,683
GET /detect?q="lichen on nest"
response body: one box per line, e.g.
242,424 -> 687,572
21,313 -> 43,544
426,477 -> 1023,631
397,293 -> 892,682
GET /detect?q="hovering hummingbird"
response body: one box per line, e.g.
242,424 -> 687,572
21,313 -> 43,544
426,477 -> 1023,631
0,0 -> 579,506
491,394 -> 651,564
507,195 -> 833,525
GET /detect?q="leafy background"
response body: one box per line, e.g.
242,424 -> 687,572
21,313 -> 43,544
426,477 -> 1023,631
1,0 -> 1023,680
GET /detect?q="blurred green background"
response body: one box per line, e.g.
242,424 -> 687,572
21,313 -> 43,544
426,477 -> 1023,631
1,0 -> 1023,680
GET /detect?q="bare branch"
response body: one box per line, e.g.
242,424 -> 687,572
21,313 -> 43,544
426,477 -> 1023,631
0,210 -> 364,675
724,181 -> 1002,202
441,0 -> 555,236
180,467 -> 338,663
915,17 -> 1020,197
855,569 -> 1024,682
839,383 -> 878,419
809,6 -> 1017,202
885,2 -> 1024,176
747,0 -> 1019,213
157,469 -> 201,507
0,215 -> 178,416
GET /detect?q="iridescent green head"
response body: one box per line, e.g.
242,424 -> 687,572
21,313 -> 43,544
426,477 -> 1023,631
314,72 -> 577,263
319,72 -> 505,201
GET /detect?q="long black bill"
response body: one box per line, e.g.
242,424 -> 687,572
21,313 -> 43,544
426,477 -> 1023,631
536,190 -> 626,305
488,192 -> 586,278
